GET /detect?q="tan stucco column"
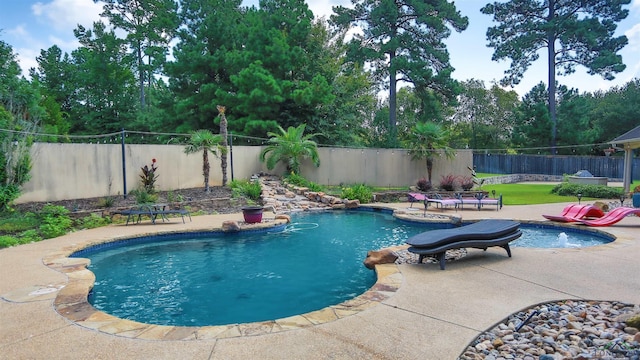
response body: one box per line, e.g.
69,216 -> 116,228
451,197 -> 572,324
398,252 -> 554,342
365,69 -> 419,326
623,145 -> 633,193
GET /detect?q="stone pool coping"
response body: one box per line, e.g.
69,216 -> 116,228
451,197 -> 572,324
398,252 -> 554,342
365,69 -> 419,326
40,207 -> 616,340
2,202 -> 639,359
39,217 -> 403,340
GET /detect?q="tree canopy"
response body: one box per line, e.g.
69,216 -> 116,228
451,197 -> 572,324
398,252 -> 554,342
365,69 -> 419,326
481,0 -> 630,153
97,0 -> 180,108
332,0 -> 468,145
1,0 -> 638,159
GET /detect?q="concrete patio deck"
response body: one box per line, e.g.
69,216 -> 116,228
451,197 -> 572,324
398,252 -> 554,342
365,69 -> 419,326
1,201 -> 638,359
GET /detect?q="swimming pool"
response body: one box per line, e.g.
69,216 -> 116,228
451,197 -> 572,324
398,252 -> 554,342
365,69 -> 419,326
79,211 -> 438,326
75,210 -> 613,327
513,223 -> 613,248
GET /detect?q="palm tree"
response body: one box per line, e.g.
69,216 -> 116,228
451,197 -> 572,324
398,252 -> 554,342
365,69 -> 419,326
184,130 -> 222,192
217,105 -> 229,186
259,124 -> 321,175
404,121 -> 456,183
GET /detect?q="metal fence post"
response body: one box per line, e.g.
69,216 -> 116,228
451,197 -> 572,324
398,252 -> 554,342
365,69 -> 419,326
121,128 -> 127,198
229,132 -> 234,182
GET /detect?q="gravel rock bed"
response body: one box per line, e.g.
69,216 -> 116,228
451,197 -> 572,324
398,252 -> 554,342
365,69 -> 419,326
389,212 -> 640,359
460,300 -> 640,359
394,248 -> 468,265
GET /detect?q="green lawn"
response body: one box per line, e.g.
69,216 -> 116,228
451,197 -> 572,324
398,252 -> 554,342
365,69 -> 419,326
475,172 -> 500,178
483,181 -> 640,205
482,183 -> 574,205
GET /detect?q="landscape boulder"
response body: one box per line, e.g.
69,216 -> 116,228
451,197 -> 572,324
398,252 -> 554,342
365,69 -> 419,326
363,249 -> 398,269
222,220 -> 241,232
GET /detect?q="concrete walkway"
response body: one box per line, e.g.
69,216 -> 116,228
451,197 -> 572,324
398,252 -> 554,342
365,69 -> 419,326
1,202 -> 639,359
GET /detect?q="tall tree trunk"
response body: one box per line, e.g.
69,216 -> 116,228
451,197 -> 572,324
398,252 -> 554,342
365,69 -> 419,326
389,50 -> 397,147
547,0 -> 557,154
426,157 -> 433,183
137,40 -> 145,108
203,150 -> 210,192
217,106 -> 228,186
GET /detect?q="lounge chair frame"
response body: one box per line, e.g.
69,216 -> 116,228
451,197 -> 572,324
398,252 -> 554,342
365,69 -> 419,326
406,220 -> 522,270
112,205 -> 192,225
408,192 -> 503,212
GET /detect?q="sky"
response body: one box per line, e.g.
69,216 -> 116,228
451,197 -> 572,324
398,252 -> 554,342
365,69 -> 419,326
1,0 -> 639,97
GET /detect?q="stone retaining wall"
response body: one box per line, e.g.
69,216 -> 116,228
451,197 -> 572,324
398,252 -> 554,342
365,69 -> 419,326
479,174 -> 623,185
373,190 -> 491,203
479,174 -> 563,185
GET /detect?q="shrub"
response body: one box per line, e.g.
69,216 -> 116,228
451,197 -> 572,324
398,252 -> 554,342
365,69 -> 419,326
229,179 -> 262,202
551,183 -> 623,199
284,173 -> 324,192
307,182 -> 323,192
416,178 -> 432,192
0,212 -> 38,233
284,173 -> 308,187
18,229 -> 41,243
0,229 -> 41,248
0,184 -> 21,212
97,196 -> 115,208
78,213 -> 110,229
0,115 -> 32,211
38,204 -> 73,239
130,189 -> 158,204
244,180 -> 262,201
0,235 -> 18,248
166,191 -> 184,203
439,174 -> 458,191
341,184 -> 373,204
459,176 -> 474,191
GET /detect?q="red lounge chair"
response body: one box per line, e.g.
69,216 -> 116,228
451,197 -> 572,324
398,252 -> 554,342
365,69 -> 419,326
542,204 -> 604,223
456,193 -> 503,211
425,194 -> 461,211
408,193 -> 427,208
408,193 -> 460,210
569,207 -> 640,227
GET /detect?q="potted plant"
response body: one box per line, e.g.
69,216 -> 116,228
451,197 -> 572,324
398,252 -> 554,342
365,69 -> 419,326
632,185 -> 640,208
242,206 -> 264,223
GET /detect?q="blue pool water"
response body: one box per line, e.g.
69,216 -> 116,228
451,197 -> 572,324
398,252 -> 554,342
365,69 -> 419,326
514,225 -> 612,248
78,211 -> 612,326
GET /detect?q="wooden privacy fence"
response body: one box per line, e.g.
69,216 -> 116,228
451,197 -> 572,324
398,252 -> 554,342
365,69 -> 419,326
474,153 -> 639,180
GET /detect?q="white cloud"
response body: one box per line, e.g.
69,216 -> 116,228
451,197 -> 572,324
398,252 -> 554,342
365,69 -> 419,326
7,25 -> 29,37
7,25 -> 45,53
32,0 -> 104,32
309,0 -> 347,20
627,59 -> 640,79
48,35 -> 80,51
15,47 -> 40,73
625,23 -> 640,50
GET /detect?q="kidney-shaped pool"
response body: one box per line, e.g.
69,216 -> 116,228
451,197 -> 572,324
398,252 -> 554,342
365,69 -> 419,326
72,210 -> 613,326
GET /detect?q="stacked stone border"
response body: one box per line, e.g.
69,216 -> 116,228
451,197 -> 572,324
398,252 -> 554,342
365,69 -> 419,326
44,219 -> 402,340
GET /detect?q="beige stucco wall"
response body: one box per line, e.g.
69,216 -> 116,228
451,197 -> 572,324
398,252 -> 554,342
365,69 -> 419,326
16,143 -> 472,203
302,148 -> 471,188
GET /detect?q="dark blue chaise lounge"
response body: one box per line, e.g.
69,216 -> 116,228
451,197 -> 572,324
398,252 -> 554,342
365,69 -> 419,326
406,220 -> 522,270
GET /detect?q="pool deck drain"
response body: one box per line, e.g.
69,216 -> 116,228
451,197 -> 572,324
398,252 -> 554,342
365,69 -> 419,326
1,202 -> 639,359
